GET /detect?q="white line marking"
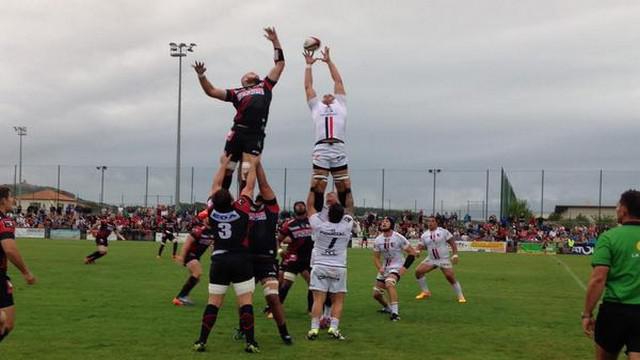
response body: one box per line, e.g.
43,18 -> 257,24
553,256 -> 587,291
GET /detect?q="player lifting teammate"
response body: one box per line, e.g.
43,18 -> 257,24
172,211 -> 213,306
237,162 -> 291,344
414,216 -> 466,303
0,187 -> 36,343
372,217 -> 416,321
306,189 -> 354,341
194,27 -> 285,191
84,216 -> 123,264
303,46 -> 353,213
193,156 -> 260,354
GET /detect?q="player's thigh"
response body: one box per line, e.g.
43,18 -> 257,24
440,267 -> 457,280
415,262 -> 436,275
330,166 -> 350,189
97,245 -> 108,253
373,279 -> 386,296
1,306 -> 15,329
311,166 -> 330,190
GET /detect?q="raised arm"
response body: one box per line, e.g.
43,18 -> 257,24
255,162 -> 275,201
321,47 -> 345,95
303,50 -> 318,101
264,27 -> 285,82
210,155 -> 232,196
193,61 -> 227,100
240,157 -> 258,200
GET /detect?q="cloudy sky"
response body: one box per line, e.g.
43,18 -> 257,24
0,0 -> 639,215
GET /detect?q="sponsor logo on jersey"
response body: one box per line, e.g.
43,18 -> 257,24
236,86 -> 265,101
249,211 -> 268,221
211,211 -> 241,222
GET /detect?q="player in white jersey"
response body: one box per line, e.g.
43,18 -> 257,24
303,46 -> 353,215
372,217 -> 416,321
414,216 -> 466,303
306,190 -> 353,341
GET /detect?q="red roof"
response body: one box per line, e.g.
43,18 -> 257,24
16,190 -> 76,202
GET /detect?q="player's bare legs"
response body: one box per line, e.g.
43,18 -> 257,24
260,277 -> 290,343
328,292 -> 345,334
372,281 -> 389,311
0,306 -> 15,342
415,263 -> 437,300
308,290 -> 328,339
173,259 -> 202,306
441,267 -> 466,303
385,275 -> 400,316
308,168 -> 329,213
331,168 -> 353,213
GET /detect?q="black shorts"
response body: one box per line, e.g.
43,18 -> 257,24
162,235 -> 175,243
224,130 -> 264,160
595,301 -> 640,354
95,237 -> 108,247
0,273 -> 14,308
209,253 -> 253,286
183,253 -> 201,266
252,256 -> 278,281
281,258 -> 311,275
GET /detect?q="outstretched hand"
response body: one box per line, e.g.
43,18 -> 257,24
320,46 -> 331,63
303,49 -> 318,65
264,27 -> 279,43
193,61 -> 207,75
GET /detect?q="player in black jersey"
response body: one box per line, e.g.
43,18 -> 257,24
277,201 -> 315,312
84,217 -> 123,264
193,27 -> 285,191
0,187 -> 36,343
157,220 -> 178,259
193,156 -> 260,354
172,211 -> 213,306
235,162 -> 292,344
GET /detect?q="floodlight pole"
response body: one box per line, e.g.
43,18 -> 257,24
14,126 -> 27,197
428,168 -> 441,216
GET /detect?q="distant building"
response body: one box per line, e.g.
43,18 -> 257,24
16,189 -> 78,210
553,205 -> 616,221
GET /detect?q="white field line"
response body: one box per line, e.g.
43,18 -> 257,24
553,256 -> 587,291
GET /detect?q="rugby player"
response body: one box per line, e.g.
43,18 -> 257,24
193,156 -> 260,353
194,27 -> 285,191
372,216 -> 416,321
84,216 -> 123,264
303,46 -> 353,213
238,162 -> 291,344
414,216 -> 466,303
157,219 -> 178,259
0,186 -> 36,343
306,188 -> 353,341
172,211 -> 212,306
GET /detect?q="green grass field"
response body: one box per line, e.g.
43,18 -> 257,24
2,239 -> 594,360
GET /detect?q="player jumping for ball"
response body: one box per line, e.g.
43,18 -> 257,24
372,216 -> 416,321
303,46 -> 353,213
194,27 -> 285,191
414,216 -> 466,303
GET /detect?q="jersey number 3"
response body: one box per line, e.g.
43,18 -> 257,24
217,223 -> 232,239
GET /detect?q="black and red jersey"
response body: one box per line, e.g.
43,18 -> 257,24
248,199 -> 280,257
187,225 -> 216,260
279,217 -> 313,261
209,196 -> 252,254
0,213 -> 16,273
96,221 -> 115,239
225,77 -> 277,134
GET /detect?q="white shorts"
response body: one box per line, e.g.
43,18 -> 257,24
309,265 -> 347,293
421,258 -> 452,269
312,143 -> 348,170
375,267 -> 401,282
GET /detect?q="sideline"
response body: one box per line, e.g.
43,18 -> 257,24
553,256 -> 587,291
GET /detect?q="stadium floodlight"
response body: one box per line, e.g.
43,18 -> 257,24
428,168 -> 442,215
96,166 -> 107,206
13,126 -> 27,197
169,42 -> 196,211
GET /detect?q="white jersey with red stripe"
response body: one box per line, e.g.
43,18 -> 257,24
420,227 -> 453,261
373,231 -> 410,273
308,95 -> 347,143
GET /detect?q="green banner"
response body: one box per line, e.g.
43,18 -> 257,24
517,243 -> 557,255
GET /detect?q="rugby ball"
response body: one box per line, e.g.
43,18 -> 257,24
303,36 -> 321,51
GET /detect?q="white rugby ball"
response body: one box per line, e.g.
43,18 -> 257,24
303,36 -> 321,51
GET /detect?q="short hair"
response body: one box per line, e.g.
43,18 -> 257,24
619,190 -> 640,218
0,187 -> 10,201
211,189 -> 233,212
328,203 -> 344,224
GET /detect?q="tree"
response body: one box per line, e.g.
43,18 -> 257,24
506,199 -> 532,219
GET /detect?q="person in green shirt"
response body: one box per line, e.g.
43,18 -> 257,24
583,189 -> 640,360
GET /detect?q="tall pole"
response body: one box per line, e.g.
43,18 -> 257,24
485,169 -> 489,220
13,165 -> 17,196
540,169 -> 545,219
170,42 -> 196,211
97,166 -> 107,206
190,166 -> 195,205
56,165 -> 61,209
14,127 -> 26,197
414,199 -> 417,214
381,169 -> 385,214
283,168 -> 288,211
144,166 -> 149,208
598,169 -> 603,221
429,169 -> 441,216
